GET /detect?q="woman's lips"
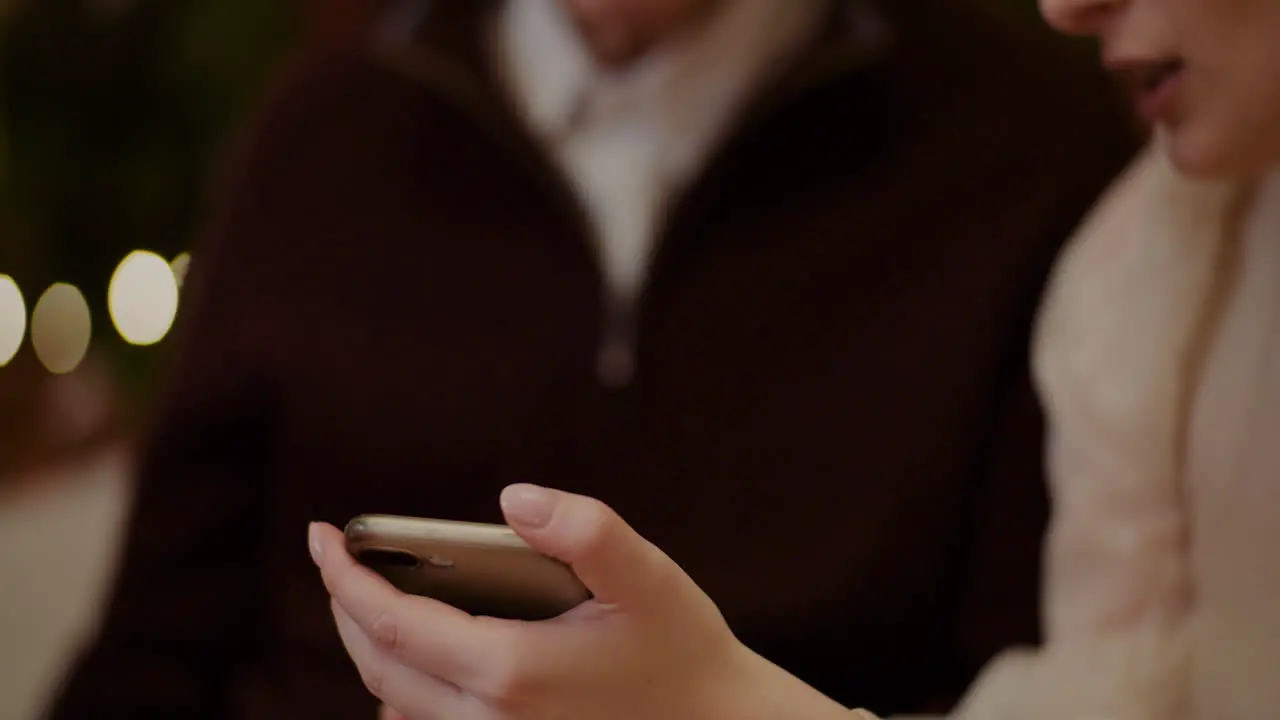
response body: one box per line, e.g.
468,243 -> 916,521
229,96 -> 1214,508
1109,57 -> 1187,126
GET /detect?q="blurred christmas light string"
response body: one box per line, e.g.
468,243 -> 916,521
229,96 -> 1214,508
0,274 -> 25,367
31,283 -> 92,375
108,250 -> 179,346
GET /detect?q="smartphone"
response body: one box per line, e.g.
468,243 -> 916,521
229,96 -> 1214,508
344,514 -> 591,621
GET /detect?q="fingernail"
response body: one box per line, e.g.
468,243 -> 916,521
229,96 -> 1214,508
501,484 -> 557,529
308,523 -> 323,565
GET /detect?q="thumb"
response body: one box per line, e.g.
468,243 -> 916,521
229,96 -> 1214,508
500,484 -> 678,607
378,705 -> 406,720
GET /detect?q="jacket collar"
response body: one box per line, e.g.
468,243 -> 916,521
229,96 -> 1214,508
368,0 -> 894,116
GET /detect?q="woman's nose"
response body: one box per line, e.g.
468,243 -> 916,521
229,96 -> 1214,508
1039,0 -> 1119,36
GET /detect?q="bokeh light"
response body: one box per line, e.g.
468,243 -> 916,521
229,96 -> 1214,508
108,250 -> 179,346
0,275 -> 26,367
31,283 -> 92,375
170,252 -> 191,289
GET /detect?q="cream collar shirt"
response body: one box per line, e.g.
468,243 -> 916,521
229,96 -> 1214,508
491,0 -> 826,301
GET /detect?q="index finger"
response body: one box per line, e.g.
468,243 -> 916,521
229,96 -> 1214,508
309,522 -> 504,685
379,705 -> 407,720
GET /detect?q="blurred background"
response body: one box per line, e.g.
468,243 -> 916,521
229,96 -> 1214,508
0,1 -> 376,716
0,1 -> 1047,718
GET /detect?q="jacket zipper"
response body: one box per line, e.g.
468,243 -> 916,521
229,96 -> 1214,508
372,43 -> 639,389
370,6 -> 888,390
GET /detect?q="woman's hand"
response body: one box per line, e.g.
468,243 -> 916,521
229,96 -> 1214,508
309,484 -> 871,720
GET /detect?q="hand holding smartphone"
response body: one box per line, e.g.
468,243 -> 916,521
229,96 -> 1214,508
344,514 -> 591,621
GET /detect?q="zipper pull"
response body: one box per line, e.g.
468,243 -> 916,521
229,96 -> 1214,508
597,293 -> 637,389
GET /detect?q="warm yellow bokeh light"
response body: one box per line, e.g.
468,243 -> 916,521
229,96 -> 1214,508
108,250 -> 179,346
0,274 -> 26,367
31,283 -> 92,375
171,252 -> 191,289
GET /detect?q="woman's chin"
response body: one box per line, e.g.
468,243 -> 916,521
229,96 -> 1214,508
1162,123 -> 1274,180
1161,128 -> 1224,178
